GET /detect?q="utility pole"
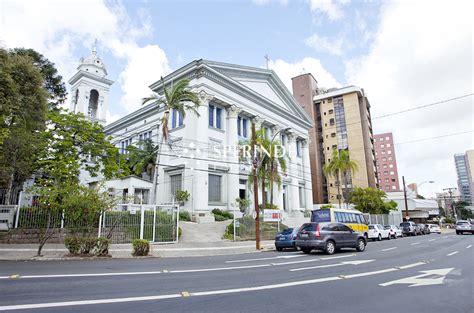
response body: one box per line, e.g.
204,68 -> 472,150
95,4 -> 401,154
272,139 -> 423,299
443,187 -> 457,220
251,122 -> 261,250
402,176 -> 409,221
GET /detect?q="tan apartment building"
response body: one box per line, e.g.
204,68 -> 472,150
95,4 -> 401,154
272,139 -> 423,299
292,73 -> 377,204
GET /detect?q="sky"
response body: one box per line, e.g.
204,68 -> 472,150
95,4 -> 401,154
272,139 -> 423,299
0,0 -> 473,199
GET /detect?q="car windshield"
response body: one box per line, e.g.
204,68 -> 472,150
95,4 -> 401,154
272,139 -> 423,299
300,223 -> 316,231
281,228 -> 293,235
456,222 -> 468,225
369,225 -> 374,229
400,222 -> 411,227
383,225 -> 391,229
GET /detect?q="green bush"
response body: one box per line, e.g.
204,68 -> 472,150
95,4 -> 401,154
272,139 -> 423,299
258,204 -> 280,211
64,236 -> 81,255
132,239 -> 150,256
178,227 -> 182,238
179,211 -> 191,221
212,208 -> 233,220
95,237 -> 110,256
80,237 -> 97,255
303,210 -> 311,218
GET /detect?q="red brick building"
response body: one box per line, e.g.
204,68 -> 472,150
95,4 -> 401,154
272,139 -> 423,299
374,132 -> 400,191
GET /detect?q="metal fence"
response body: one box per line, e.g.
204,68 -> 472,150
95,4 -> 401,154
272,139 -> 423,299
233,215 -> 283,240
13,202 -> 179,244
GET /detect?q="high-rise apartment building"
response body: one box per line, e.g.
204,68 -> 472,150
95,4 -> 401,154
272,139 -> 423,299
292,74 -> 377,204
455,151 -> 473,204
374,132 -> 400,192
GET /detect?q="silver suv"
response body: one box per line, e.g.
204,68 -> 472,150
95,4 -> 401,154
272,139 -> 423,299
295,222 -> 367,255
455,220 -> 474,235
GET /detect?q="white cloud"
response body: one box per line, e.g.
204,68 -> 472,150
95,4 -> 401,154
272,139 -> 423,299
268,57 -> 341,91
345,1 -> 474,197
309,0 -> 348,21
305,33 -> 343,56
0,0 -> 170,117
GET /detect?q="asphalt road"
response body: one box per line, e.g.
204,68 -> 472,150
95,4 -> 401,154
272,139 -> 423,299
0,232 -> 473,313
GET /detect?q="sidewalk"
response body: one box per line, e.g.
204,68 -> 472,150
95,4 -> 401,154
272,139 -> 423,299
0,240 -> 276,260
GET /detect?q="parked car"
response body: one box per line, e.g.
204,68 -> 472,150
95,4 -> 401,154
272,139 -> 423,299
368,224 -> 391,241
384,225 -> 403,238
455,220 -> 474,235
427,224 -> 441,234
400,221 -> 417,236
415,224 -> 425,235
422,224 -> 431,234
275,228 -> 299,251
295,222 -> 367,255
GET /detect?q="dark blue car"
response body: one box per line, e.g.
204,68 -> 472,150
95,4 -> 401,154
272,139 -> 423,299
275,228 -> 299,251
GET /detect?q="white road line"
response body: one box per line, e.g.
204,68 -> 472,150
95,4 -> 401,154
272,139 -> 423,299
0,261 -> 428,311
428,239 -> 436,242
226,255 -> 303,263
169,264 -> 271,273
411,242 -> 421,246
466,245 -> 472,249
272,254 -> 355,266
381,247 -> 397,251
447,251 -> 458,256
0,271 -> 163,280
396,262 -> 427,269
290,260 -> 374,272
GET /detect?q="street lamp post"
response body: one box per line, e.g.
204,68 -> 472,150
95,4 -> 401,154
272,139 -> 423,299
402,178 -> 434,221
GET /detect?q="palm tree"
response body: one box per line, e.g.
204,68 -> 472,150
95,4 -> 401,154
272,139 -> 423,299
142,78 -> 200,204
323,149 -> 358,207
126,139 -> 158,179
339,149 -> 358,208
267,139 -> 287,208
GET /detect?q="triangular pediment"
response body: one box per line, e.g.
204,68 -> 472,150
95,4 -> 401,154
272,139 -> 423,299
204,61 -> 311,123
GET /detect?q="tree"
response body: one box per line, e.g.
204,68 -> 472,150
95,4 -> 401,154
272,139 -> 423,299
10,48 -> 67,110
0,48 -> 48,203
323,149 -> 358,207
454,201 -> 473,220
142,78 -> 200,204
38,109 -> 120,185
126,139 -> 158,179
348,187 -> 397,214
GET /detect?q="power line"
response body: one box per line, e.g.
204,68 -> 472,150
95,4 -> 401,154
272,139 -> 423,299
394,130 -> 473,145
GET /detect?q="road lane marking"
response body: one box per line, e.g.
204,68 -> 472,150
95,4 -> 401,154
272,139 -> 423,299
411,242 -> 421,246
396,262 -> 427,269
0,261 -> 428,311
0,271 -> 163,280
290,260 -> 374,272
381,247 -> 397,251
447,251 -> 458,256
226,255 -> 303,263
380,268 -> 454,287
272,254 -> 355,266
428,239 -> 436,242
466,245 -> 472,249
168,264 -> 271,273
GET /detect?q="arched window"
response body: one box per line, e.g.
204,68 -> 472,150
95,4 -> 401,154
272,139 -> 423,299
88,89 -> 99,118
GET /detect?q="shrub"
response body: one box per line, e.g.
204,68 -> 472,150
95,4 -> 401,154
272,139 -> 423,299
303,210 -> 311,218
80,237 -> 97,255
175,190 -> 190,203
212,208 -> 233,220
178,227 -> 182,238
258,203 -> 280,211
132,239 -> 150,256
95,237 -> 110,256
179,211 -> 191,221
64,236 -> 81,255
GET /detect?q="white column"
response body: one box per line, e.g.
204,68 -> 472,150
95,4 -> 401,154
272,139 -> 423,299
192,90 -> 213,213
226,105 -> 241,211
287,133 -> 300,211
302,139 -> 313,210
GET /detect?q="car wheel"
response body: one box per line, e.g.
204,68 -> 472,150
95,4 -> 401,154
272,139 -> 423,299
356,238 -> 366,252
325,241 -> 336,255
302,248 -> 311,254
456,231 -> 460,235
378,234 -> 382,241
276,247 -> 283,251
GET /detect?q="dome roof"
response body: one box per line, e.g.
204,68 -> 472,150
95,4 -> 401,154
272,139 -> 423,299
78,50 -> 107,77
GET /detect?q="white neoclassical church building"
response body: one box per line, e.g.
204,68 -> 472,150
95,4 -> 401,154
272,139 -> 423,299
71,54 -> 314,217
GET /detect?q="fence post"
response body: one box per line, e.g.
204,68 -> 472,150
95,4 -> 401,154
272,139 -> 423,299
98,212 -> 102,238
176,204 -> 180,243
61,210 -> 64,229
139,205 -> 145,240
152,206 -> 156,242
14,191 -> 23,228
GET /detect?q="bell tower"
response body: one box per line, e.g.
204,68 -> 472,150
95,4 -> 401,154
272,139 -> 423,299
68,40 -> 114,124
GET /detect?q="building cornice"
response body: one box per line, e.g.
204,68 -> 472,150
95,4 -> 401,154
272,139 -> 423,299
68,70 -> 114,86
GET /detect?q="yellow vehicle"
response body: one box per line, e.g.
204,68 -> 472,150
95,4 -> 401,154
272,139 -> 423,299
311,207 -> 369,239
